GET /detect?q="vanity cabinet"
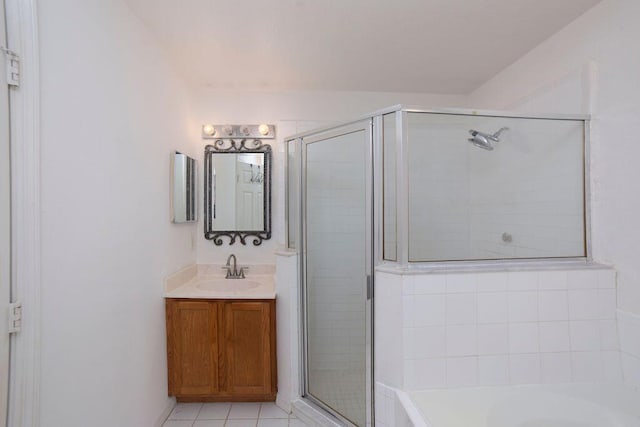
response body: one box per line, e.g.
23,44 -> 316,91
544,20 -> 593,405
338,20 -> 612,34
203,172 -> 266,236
166,299 -> 276,402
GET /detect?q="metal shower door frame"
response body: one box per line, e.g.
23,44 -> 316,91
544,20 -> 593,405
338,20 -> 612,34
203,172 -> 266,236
299,119 -> 375,427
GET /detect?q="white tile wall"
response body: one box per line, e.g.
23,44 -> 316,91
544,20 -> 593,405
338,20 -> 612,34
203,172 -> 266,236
374,383 -> 393,427
446,357 -> 478,387
570,321 -> 601,351
602,351 -> 624,382
406,115 -> 585,262
275,253 -> 300,412
446,293 -> 477,324
446,325 -> 477,356
478,324 -> 509,355
477,293 -> 508,323
539,322 -> 570,352
571,352 -> 603,382
540,353 -> 571,383
305,137 -> 368,425
509,323 -> 539,354
376,265 -> 621,391
618,309 -> 640,388
478,355 -> 509,385
509,354 -> 541,384
538,291 -> 568,321
508,292 -> 538,322
375,272 -> 404,387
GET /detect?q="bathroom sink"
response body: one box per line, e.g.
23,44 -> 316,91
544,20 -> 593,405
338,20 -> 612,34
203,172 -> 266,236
196,278 -> 261,292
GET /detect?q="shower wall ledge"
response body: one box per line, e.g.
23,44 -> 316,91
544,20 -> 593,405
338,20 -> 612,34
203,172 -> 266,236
274,248 -> 297,257
376,260 -> 611,275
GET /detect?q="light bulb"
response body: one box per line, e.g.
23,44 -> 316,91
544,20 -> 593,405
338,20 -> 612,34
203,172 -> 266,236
258,124 -> 270,136
203,124 -> 215,136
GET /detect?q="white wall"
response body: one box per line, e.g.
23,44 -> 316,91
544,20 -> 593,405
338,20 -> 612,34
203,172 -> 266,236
466,0 -> 640,315
191,90 -> 466,265
38,1 -> 197,426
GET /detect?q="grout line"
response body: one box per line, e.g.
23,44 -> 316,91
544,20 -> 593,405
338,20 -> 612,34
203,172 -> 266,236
224,403 -> 232,421
194,403 -> 204,422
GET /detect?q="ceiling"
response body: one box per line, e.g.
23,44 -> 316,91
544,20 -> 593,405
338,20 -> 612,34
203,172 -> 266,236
125,0 -> 600,94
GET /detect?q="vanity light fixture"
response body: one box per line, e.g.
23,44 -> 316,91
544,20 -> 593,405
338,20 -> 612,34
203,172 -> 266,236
201,124 -> 276,139
258,124 -> 270,136
203,124 -> 216,136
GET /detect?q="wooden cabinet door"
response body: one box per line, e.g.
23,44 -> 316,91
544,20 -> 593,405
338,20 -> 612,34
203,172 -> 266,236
224,301 -> 276,398
166,300 -> 219,396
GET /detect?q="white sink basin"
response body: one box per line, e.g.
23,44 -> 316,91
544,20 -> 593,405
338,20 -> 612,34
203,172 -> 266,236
196,279 -> 261,292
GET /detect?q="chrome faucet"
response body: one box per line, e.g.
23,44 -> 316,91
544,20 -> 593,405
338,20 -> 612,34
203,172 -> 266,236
223,254 -> 247,279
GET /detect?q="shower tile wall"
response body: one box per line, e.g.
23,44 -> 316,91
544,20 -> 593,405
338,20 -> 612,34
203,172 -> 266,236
406,114 -> 585,261
306,136 -> 366,369
617,310 -> 640,387
305,132 -> 367,425
407,128 -> 470,261
375,267 -> 620,391
274,252 -> 300,412
468,122 -> 584,258
374,382 -> 398,427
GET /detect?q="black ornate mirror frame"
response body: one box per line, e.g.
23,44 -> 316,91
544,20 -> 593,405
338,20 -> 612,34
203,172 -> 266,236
204,139 -> 272,245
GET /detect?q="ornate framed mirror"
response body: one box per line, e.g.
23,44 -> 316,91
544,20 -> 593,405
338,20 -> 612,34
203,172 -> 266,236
204,139 -> 272,245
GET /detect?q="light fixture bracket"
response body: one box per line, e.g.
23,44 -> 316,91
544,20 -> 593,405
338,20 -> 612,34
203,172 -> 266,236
202,124 -> 276,139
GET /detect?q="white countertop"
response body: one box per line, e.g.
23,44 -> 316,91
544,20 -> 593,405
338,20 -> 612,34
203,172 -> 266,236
164,273 -> 276,300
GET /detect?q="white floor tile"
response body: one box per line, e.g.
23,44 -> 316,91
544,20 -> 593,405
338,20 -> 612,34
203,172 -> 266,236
163,421 -> 194,427
288,419 -> 307,427
259,403 -> 289,419
225,420 -> 257,427
198,402 -> 232,420
169,403 -> 203,420
194,421 -> 225,427
228,402 -> 262,419
257,419 -> 288,427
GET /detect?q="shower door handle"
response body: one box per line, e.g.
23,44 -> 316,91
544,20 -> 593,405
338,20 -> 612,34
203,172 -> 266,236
366,275 -> 373,300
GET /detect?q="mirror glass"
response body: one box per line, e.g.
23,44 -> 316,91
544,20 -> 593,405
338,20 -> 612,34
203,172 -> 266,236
171,151 -> 197,223
204,141 -> 271,245
211,153 -> 264,230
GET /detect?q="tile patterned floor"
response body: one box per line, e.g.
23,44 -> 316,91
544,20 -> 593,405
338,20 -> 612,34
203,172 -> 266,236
163,402 -> 307,427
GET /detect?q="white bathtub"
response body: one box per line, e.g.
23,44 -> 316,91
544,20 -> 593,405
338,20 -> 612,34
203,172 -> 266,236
406,383 -> 640,427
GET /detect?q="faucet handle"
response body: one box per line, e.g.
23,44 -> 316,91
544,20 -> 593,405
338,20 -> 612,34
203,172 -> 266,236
238,266 -> 249,278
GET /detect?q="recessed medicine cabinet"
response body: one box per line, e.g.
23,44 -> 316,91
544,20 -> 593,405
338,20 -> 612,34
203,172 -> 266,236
171,151 -> 197,223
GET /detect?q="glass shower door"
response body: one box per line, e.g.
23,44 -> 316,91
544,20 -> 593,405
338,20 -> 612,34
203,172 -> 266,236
301,121 -> 373,426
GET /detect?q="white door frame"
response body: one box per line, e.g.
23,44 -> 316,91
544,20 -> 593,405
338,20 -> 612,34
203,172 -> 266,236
0,0 -> 11,422
4,0 -> 40,426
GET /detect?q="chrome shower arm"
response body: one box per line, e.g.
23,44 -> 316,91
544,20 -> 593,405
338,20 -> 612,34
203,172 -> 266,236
489,127 -> 509,141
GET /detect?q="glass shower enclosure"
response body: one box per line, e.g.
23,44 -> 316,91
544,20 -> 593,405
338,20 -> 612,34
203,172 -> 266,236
293,121 -> 373,427
286,106 -> 589,426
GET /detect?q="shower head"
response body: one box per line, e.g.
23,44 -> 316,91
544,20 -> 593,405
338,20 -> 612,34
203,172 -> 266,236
468,131 -> 494,150
468,127 -> 509,151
